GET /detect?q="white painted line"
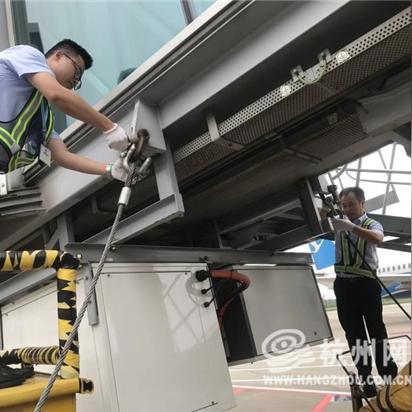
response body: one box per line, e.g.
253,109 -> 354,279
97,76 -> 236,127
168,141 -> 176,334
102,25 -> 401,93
232,384 -> 351,396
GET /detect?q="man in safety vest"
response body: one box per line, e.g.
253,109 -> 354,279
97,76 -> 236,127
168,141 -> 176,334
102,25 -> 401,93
331,187 -> 398,397
0,39 -> 131,181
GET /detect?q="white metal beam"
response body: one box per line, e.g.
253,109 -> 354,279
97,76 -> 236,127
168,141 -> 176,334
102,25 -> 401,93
0,268 -> 55,305
2,0 -> 14,48
65,243 -> 312,265
84,193 -> 184,244
159,1 -> 350,128
357,83 -> 411,137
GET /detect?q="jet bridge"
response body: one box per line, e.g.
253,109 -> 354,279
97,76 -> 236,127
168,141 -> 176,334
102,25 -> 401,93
0,1 -> 409,252
0,2 -> 410,411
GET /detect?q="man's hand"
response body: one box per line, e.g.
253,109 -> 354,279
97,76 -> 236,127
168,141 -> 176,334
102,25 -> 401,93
104,124 -> 129,152
331,216 -> 356,232
109,158 -> 128,182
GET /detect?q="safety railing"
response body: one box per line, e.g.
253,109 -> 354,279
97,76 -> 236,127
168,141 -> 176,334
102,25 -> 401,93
0,250 -> 80,379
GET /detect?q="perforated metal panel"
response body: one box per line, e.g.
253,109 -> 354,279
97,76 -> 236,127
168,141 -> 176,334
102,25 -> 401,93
222,87 -> 332,147
174,131 -> 212,164
173,8 -> 411,180
175,143 -> 233,180
291,115 -> 367,159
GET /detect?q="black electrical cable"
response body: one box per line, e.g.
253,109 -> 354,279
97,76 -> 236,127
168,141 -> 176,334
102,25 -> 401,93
203,279 -> 231,308
216,283 -> 247,326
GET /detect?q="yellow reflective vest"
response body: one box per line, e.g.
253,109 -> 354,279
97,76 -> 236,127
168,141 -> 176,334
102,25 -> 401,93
0,89 -> 55,172
334,217 -> 376,278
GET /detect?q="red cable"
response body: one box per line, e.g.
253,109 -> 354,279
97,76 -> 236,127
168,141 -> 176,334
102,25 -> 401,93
210,270 -> 250,287
210,270 -> 250,327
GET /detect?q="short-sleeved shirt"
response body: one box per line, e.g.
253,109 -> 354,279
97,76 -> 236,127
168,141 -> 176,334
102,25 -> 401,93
0,45 -> 59,139
335,213 -> 383,278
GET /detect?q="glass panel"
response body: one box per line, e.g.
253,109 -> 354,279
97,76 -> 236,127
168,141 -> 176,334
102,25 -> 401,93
17,0 -> 188,130
322,143 -> 411,219
190,0 -> 216,18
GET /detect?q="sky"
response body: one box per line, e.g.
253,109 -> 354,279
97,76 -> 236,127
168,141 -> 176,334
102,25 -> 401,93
289,142 -> 411,273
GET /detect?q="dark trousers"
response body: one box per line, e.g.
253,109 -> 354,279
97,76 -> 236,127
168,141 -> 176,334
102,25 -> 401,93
334,276 -> 398,382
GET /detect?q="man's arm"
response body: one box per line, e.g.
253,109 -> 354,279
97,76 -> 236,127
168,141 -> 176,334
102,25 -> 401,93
331,217 -> 384,244
26,72 -> 114,132
352,226 -> 384,244
48,138 -> 106,175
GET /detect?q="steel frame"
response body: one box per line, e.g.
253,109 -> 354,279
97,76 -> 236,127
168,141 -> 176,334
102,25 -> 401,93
174,8 -> 411,162
64,242 -> 312,265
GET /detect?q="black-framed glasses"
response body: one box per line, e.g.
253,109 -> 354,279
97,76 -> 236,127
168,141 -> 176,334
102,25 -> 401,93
62,52 -> 84,90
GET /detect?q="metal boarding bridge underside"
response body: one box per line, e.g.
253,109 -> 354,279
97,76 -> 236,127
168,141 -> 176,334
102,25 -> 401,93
0,99 -> 185,246
0,2 -> 410,255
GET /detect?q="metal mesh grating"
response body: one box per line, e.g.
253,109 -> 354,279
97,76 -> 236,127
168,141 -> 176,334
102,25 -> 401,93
222,86 -> 332,146
173,8 -> 411,180
175,143 -> 234,180
174,131 -> 212,163
218,8 -> 411,140
225,25 -> 410,146
291,115 -> 367,159
217,79 -> 301,137
322,26 -> 410,91
327,8 -> 411,72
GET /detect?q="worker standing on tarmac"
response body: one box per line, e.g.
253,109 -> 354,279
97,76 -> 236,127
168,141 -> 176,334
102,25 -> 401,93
0,39 -> 129,181
331,187 -> 398,398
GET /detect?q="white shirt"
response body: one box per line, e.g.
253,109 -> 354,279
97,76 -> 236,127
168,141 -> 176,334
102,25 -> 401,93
0,45 -> 59,139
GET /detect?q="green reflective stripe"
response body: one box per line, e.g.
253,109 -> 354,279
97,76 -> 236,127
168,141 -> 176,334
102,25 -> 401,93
1,91 -> 53,171
354,237 -> 366,267
335,265 -> 375,278
0,127 -> 16,147
17,153 -> 34,164
335,216 -> 376,278
348,267 -> 375,278
12,91 -> 43,140
354,218 -> 374,268
341,232 -> 350,265
362,218 -> 373,229
7,152 -> 36,172
334,265 -> 350,273
16,160 -> 33,168
0,134 -> 14,151
45,110 -> 55,143
16,160 -> 35,167
12,91 -> 43,145
8,155 -> 17,172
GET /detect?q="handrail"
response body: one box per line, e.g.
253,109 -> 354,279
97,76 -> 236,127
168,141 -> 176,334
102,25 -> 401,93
0,251 -> 80,379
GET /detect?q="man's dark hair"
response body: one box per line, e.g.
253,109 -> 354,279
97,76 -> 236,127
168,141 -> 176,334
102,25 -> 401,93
339,186 -> 365,202
45,39 -> 93,70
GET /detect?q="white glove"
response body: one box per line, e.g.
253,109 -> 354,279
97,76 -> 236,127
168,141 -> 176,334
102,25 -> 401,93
331,216 -> 356,232
108,158 -> 128,182
104,124 -> 129,152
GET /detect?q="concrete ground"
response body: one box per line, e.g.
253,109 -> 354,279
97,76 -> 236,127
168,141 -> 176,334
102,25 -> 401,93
229,303 -> 411,412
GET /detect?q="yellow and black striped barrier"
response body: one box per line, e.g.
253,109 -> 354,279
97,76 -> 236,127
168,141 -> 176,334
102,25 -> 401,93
0,346 -> 59,365
0,251 -> 80,379
0,250 -> 61,271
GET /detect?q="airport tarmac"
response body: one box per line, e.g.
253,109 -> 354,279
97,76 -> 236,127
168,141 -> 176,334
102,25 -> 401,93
229,303 -> 411,412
